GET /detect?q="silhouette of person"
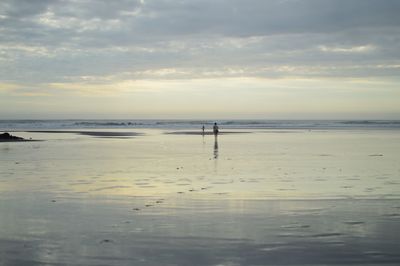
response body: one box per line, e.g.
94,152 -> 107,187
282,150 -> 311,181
202,125 -> 205,135
213,122 -> 219,136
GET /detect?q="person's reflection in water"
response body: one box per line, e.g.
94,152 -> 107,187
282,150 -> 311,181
213,135 -> 219,159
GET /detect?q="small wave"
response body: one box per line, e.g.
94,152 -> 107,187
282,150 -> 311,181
341,120 -> 400,125
222,120 -> 266,125
74,122 -> 127,126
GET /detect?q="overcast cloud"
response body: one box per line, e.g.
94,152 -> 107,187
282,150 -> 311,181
1,0 -> 400,118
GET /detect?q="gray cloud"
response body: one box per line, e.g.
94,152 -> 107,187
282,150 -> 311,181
1,0 -> 400,85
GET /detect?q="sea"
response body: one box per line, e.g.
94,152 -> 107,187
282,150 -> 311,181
1,119 -> 400,131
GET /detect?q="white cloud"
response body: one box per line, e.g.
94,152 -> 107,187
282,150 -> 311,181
318,45 -> 376,53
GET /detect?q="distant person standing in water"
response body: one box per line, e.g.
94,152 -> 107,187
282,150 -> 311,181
202,125 -> 205,134
213,122 -> 219,136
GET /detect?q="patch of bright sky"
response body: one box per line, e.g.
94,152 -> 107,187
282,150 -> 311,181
1,76 -> 399,119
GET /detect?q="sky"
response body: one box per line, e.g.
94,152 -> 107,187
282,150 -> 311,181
0,0 -> 400,119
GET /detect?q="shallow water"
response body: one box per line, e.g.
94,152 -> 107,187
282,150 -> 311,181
1,129 -> 400,265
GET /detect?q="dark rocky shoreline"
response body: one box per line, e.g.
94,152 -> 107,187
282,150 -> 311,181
0,132 -> 36,142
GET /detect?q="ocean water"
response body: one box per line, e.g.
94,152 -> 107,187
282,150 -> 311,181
1,119 -> 400,130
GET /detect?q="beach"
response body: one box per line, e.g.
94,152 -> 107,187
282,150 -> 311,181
1,121 -> 400,265
2,0 -> 400,264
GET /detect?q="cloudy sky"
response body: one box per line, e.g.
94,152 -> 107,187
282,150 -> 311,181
1,0 -> 400,119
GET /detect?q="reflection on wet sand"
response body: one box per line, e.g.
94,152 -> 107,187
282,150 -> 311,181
1,197 -> 400,266
213,136 -> 219,160
1,129 -> 400,265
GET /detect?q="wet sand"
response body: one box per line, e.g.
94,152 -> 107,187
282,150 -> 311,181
1,128 -> 400,265
1,194 -> 399,266
166,131 -> 252,135
25,130 -> 142,137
